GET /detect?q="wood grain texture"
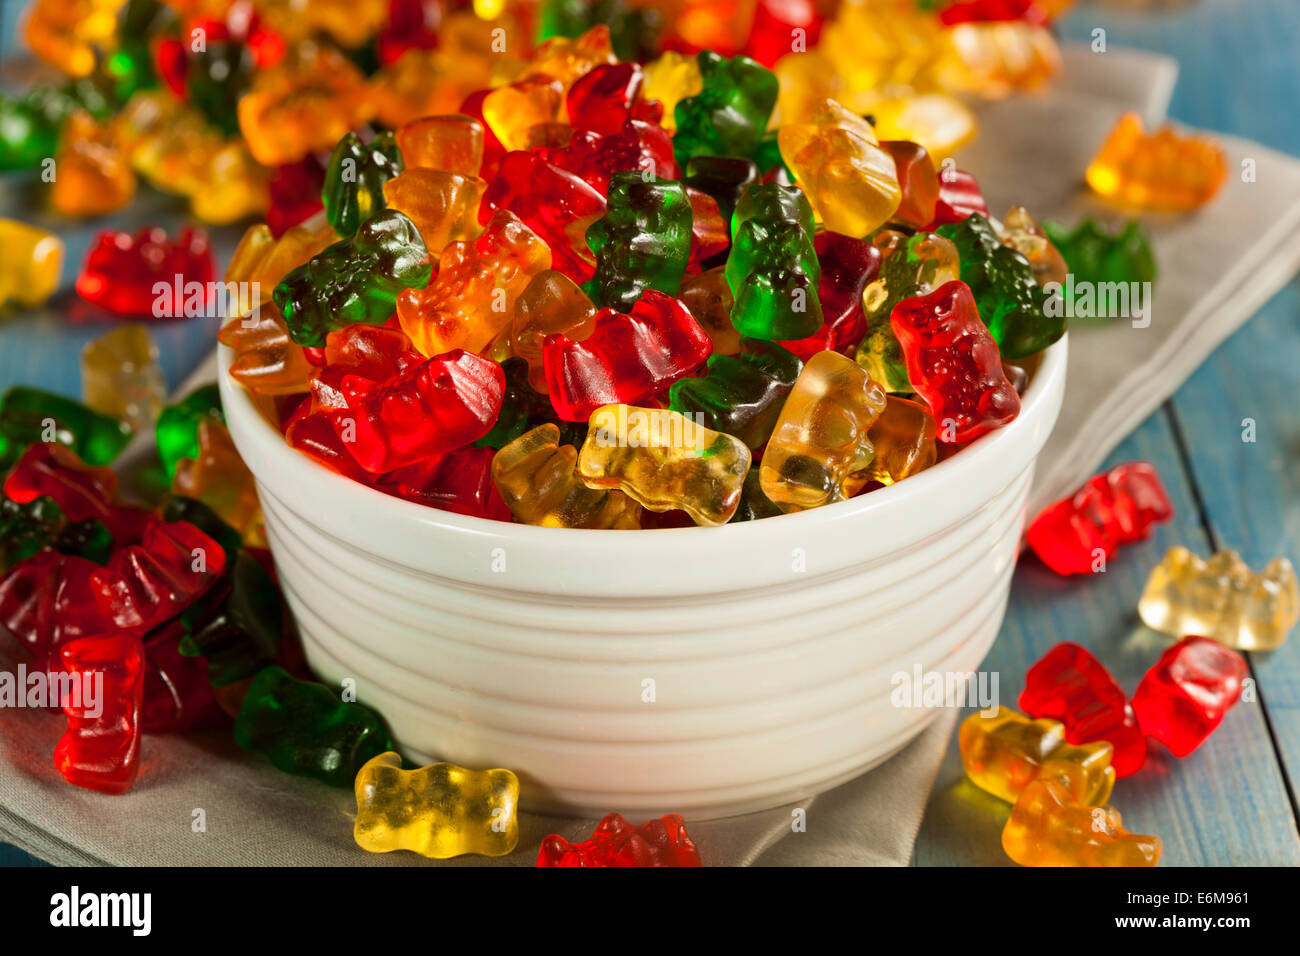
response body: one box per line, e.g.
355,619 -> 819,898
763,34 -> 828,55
913,415 -> 1300,865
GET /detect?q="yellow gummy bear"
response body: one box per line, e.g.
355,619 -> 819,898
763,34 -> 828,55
760,350 -> 887,512
80,324 -> 165,432
960,706 -> 1115,807
643,51 -> 704,132
578,405 -> 752,527
932,21 -> 1061,98
1002,778 -> 1161,867
481,76 -> 564,152
223,219 -> 337,319
353,752 -> 519,859
778,99 -> 901,237
1138,547 -> 1298,652
867,395 -> 937,486
1086,112 -> 1227,211
492,423 -> 642,529
0,219 -> 63,310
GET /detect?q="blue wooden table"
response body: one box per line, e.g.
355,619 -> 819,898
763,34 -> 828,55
2,0 -> 1298,866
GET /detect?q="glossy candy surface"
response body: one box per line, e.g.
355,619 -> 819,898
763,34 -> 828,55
76,227 -> 215,318
492,423 -> 641,529
234,666 -> 389,788
538,812 -> 701,867
1027,463 -> 1173,575
1002,778 -> 1161,867
759,351 -> 886,512
890,280 -> 1020,444
0,219 -> 62,309
55,633 -> 145,795
353,752 -> 519,858
275,211 -> 431,348
578,404 -> 752,526
1131,636 -> 1248,757
960,706 -> 1115,806
1020,642 -> 1146,778
1138,548 -> 1298,652
1086,112 -> 1226,211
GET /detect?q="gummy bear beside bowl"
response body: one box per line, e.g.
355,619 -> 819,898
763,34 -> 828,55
219,336 -> 1068,820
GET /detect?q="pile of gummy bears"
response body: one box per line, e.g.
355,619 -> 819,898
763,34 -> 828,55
210,20 -> 1076,529
2,0 -> 1069,224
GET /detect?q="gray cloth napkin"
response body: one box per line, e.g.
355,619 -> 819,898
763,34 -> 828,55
5,45 -> 1294,867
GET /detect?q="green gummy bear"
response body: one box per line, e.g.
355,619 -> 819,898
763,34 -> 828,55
673,51 -> 778,166
0,387 -> 132,469
0,495 -> 65,572
724,183 -> 822,340
273,209 -> 431,348
104,0 -> 169,106
0,495 -> 113,572
0,78 -> 115,170
233,666 -> 391,787
156,384 -> 225,480
683,156 -> 760,229
323,131 -> 404,239
583,171 -> 692,311
179,550 -> 284,687
668,338 -> 803,449
1044,218 -> 1158,288
538,0 -> 664,61
187,39 -> 254,137
937,213 -> 1065,359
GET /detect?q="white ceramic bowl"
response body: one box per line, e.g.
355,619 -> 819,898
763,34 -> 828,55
220,337 -> 1067,819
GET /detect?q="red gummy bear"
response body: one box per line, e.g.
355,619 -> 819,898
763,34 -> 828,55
3,442 -> 149,542
1026,462 -> 1174,575
75,226 -> 215,318
0,519 -> 226,666
537,813 -> 702,867
55,632 -> 145,794
1132,636 -> 1248,757
564,63 -> 654,136
939,0 -> 1049,26
378,446 -> 512,521
267,155 -> 326,237
479,151 -> 606,282
543,289 -> 712,422
328,349 -> 505,473
922,167 -> 989,230
1020,642 -> 1147,778
746,0 -> 824,68
889,279 -> 1020,444
778,231 -> 882,360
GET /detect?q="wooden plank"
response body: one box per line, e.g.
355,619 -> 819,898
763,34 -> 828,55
1165,281 -> 1300,811
913,408 -> 1300,865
